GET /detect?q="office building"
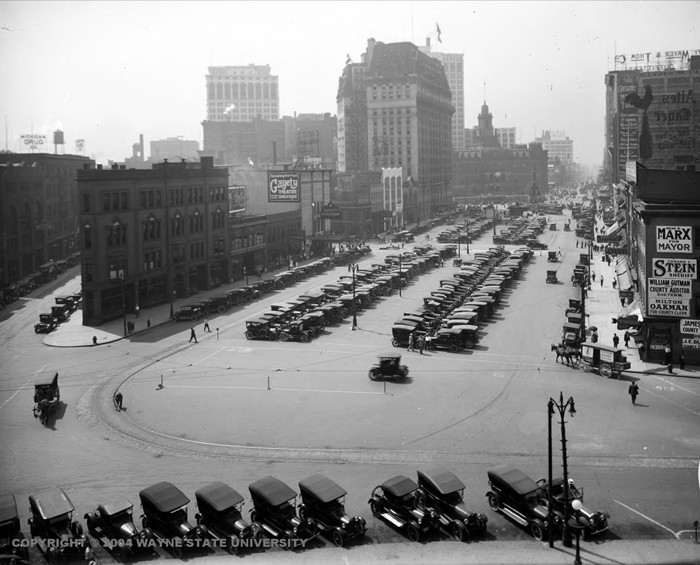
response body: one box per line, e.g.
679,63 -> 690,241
206,65 -> 279,122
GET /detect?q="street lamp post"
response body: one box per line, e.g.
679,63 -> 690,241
120,273 -> 127,336
398,256 -> 402,297
570,499 -> 585,565
548,391 -> 576,548
457,227 -> 461,258
466,217 -> 470,254
351,262 -> 358,330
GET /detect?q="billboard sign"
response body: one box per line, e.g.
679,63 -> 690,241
648,277 -> 692,300
680,319 -> 700,335
647,296 -> 690,317
656,226 -> 692,253
651,258 -> 697,279
21,134 -> 46,151
682,336 -> 700,349
268,172 -> 300,202
229,185 -> 246,213
319,202 -> 341,220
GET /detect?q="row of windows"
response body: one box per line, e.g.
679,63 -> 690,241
208,81 -> 278,101
82,186 -> 228,214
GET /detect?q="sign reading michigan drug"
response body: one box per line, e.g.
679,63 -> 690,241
656,226 -> 693,253
268,172 -> 300,202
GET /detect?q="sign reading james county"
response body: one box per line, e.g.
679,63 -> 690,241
656,226 -> 692,253
268,172 -> 300,202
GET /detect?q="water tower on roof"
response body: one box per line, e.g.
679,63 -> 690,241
53,130 -> 65,154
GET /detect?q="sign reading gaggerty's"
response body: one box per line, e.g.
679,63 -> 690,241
268,172 -> 300,202
656,226 -> 692,253
652,258 -> 697,279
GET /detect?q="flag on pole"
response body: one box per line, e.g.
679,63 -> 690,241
346,54 -> 352,65
436,22 -> 442,43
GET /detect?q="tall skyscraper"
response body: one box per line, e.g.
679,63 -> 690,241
419,38 -> 464,151
206,65 -> 279,122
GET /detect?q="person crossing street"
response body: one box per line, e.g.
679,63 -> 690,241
628,382 -> 639,405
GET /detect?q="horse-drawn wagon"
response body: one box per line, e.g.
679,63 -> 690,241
576,342 -> 630,378
33,370 -> 59,426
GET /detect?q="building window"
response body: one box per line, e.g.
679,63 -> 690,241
85,262 -> 93,283
213,237 -> 225,255
173,244 -> 185,264
83,223 -> 92,249
108,260 -> 127,280
143,216 -> 161,241
212,207 -> 224,229
172,212 -> 184,236
143,251 -> 162,271
107,220 -> 127,247
82,194 -> 90,213
189,210 -> 203,233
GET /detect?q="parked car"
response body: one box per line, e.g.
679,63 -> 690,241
50,304 -> 71,323
139,481 -> 207,558
28,488 -> 87,561
526,240 -> 548,250
0,495 -> 29,565
245,319 -> 280,341
227,288 -> 251,306
485,465 -> 552,541
35,313 -> 59,334
297,474 -> 366,547
248,476 -> 318,544
368,475 -> 439,542
194,481 -> 262,555
84,496 -> 153,559
536,477 -> 609,539
278,320 -> 314,343
416,466 -> 487,541
55,296 -> 78,311
171,305 -> 204,322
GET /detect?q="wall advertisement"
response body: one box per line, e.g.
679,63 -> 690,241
656,226 -> 693,253
680,319 -> 700,335
647,297 -> 690,317
651,258 -> 697,279
268,172 -> 300,202
682,337 -> 700,349
648,277 -> 692,300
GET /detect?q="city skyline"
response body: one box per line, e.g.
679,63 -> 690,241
1,0 -> 699,169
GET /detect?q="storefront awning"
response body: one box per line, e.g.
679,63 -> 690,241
619,297 -> 643,320
605,222 -> 620,236
615,256 -> 634,290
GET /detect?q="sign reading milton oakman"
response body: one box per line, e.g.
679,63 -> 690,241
656,226 -> 692,253
268,172 -> 300,202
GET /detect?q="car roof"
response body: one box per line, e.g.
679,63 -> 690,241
382,475 -> 419,497
98,496 -> 133,517
139,482 -> 190,512
29,488 -> 74,520
34,369 -> 58,386
0,495 -> 18,523
298,474 -> 346,503
249,476 -> 296,506
487,465 -> 539,496
417,466 -> 465,495
195,481 -> 244,511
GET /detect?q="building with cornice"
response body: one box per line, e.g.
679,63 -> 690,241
206,65 -> 279,122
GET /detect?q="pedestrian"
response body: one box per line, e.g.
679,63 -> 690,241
664,345 -> 672,366
348,263 -> 351,272
628,381 -> 639,405
203,318 -> 211,332
592,272 -> 596,282
591,331 -> 599,343
624,330 -> 630,348
612,279 -> 617,289
612,333 -> 619,348
115,392 -> 123,411
189,327 -> 198,343
600,275 -> 604,287
418,334 -> 425,355
407,332 -> 415,352
135,304 -> 140,318
679,351 -> 686,370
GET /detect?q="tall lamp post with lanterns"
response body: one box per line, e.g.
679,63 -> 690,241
350,262 -> 359,330
548,392 -> 576,548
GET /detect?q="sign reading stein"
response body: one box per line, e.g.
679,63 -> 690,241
268,172 -> 300,202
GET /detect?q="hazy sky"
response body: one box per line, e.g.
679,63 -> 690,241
2,1 -> 699,168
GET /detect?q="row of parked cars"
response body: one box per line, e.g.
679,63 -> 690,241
3,465 -> 608,564
34,294 -> 81,334
243,246 -> 454,343
391,245 -> 534,353
493,215 -> 550,248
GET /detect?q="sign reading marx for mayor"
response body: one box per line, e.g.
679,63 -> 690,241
651,257 -> 697,279
648,277 -> 692,300
268,172 -> 300,202
656,226 -> 693,253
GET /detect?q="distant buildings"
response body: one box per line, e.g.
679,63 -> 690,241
206,65 -> 279,122
535,130 -> 574,165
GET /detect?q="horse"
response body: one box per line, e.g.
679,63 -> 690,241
551,343 -> 580,366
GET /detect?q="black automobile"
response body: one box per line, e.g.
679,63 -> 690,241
526,239 -> 548,250
244,319 -> 281,341
1,495 -> 29,565
297,474 -> 366,547
416,466 -> 487,541
368,475 -> 439,542
139,481 -> 207,558
27,488 -> 87,561
55,296 -> 79,311
227,288 -> 251,306
278,320 -> 314,343
35,313 -> 59,334
485,465 -> 552,541
84,496 -> 153,560
170,305 -> 204,322
194,481 -> 262,555
248,476 -> 318,545
536,477 -> 609,539
50,304 -> 71,323
369,353 -> 409,381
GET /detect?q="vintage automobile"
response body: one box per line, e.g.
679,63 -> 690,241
35,313 -> 60,334
428,329 -> 463,353
297,474 -> 366,547
50,304 -> 71,323
369,353 -> 409,381
170,304 -> 204,322
1,495 -> 29,565
546,270 -> 559,284
312,304 -> 343,325
564,222 -> 571,231
577,342 -> 630,378
139,481 -> 207,558
449,325 -> 480,349
84,496 -> 153,559
245,319 -> 280,341
226,288 -> 251,306
194,481 -> 262,555
536,477 -> 609,539
205,295 -> 231,313
526,240 -> 548,250
278,320 -> 314,343
548,251 -> 559,262
298,312 -> 326,336
416,466 -> 488,541
485,465 -> 553,541
28,488 -> 87,561
55,295 -> 79,311
33,369 -> 59,426
248,476 -> 318,543
368,475 -> 439,542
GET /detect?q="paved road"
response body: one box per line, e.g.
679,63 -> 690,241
1,212 -> 699,565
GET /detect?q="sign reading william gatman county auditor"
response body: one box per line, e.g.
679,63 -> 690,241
648,278 -> 692,300
656,226 -> 693,253
268,172 -> 300,202
651,258 -> 697,279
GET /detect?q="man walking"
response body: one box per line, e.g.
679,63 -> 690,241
600,275 -> 604,287
189,327 -> 198,343
203,318 -> 211,332
418,334 -> 426,355
624,331 -> 630,348
135,304 -> 140,318
407,332 -> 415,352
115,392 -> 123,411
612,333 -> 620,348
628,382 -> 639,405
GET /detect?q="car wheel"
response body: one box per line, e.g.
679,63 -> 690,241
449,344 -> 459,353
406,524 -> 420,542
369,499 -> 381,517
298,506 -> 307,520
487,493 -> 500,511
332,529 -> 344,547
171,544 -> 182,559
300,334 -> 309,343
170,315 -> 178,322
599,363 -> 613,378
280,333 -> 289,341
464,339 -> 475,349
451,522 -> 464,541
391,339 -> 400,347
227,535 -> 239,555
141,517 -> 148,529
369,369 -> 380,381
218,306 -> 226,313
244,331 -> 253,340
530,520 -> 545,541
190,314 -> 198,322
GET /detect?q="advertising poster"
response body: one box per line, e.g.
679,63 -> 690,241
648,277 -> 692,300
229,185 -> 246,213
656,226 -> 692,253
268,172 -> 300,202
651,258 -> 697,279
680,319 -> 700,335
